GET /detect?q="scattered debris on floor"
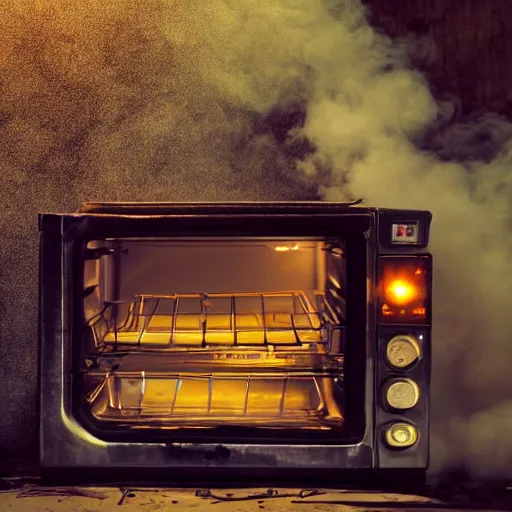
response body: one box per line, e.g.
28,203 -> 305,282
1,478 -> 512,511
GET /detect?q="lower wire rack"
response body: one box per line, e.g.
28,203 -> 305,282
85,371 -> 345,429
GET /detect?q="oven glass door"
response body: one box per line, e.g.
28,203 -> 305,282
79,236 -> 354,440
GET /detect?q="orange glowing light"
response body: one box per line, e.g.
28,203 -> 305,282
381,304 -> 393,316
274,244 -> 300,252
378,256 -> 430,324
385,279 -> 416,305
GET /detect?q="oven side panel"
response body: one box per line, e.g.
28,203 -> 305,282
39,213 -> 69,467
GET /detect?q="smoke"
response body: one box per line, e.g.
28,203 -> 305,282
294,6 -> 512,479
1,0 -> 511,479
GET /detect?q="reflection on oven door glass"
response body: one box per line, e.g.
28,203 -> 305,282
81,238 -> 347,431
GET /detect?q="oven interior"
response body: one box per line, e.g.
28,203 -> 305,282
78,236 -> 362,442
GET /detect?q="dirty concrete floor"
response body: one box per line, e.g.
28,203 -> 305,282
1,486 -> 512,512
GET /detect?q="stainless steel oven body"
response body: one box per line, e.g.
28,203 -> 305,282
39,202 -> 432,484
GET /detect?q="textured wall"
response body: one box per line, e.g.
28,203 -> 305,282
1,0 -> 510,467
368,0 -> 512,116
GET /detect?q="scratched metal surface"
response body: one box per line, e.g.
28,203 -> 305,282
0,486 -> 512,512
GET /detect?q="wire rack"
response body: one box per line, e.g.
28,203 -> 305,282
88,291 -> 342,350
87,371 -> 344,426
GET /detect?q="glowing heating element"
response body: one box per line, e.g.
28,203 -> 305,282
274,244 -> 300,252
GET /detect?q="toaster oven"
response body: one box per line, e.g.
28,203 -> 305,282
39,202 -> 432,484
